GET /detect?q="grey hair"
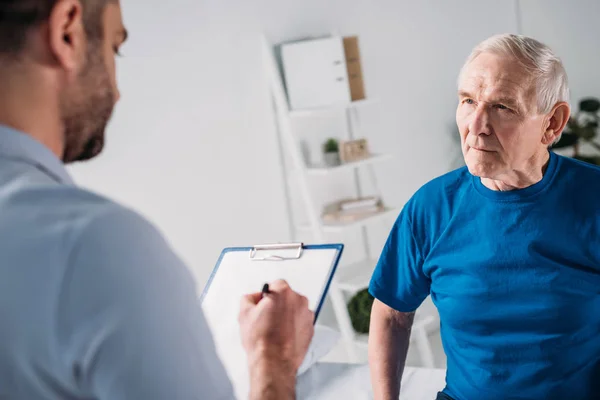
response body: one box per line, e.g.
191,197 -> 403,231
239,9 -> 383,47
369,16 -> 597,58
459,33 -> 570,144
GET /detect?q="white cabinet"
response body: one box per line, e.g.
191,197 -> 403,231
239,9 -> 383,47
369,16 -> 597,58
281,37 -> 352,110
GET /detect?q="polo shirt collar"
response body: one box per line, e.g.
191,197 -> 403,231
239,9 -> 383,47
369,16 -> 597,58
0,124 -> 75,186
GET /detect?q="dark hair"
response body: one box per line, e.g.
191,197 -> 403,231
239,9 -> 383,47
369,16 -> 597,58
0,0 -> 107,56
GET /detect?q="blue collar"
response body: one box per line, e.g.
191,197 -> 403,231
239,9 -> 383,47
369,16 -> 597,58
0,124 -> 75,185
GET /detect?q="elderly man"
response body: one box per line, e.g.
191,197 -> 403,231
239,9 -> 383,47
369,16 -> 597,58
368,33 -> 600,400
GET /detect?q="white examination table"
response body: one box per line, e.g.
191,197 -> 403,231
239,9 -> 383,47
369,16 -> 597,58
296,363 -> 447,400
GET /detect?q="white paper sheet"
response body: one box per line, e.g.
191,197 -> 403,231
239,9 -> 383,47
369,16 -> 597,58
201,246 -> 341,400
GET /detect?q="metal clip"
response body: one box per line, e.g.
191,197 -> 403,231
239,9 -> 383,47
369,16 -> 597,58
249,243 -> 304,261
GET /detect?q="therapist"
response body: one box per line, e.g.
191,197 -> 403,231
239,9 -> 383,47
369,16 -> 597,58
0,1 -> 313,399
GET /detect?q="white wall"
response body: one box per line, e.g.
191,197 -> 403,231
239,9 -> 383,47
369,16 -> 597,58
520,0 -> 600,104
68,0 -> 599,293
519,0 -> 600,158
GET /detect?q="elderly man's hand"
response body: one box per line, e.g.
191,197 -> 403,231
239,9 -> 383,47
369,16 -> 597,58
239,279 -> 315,373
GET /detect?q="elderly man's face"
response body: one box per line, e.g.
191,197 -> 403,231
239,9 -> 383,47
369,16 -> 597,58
456,53 -> 548,178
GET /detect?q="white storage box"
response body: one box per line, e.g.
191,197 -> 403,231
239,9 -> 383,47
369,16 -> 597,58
281,36 -> 355,110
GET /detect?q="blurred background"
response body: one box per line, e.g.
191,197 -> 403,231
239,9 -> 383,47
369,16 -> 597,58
67,0 -> 600,369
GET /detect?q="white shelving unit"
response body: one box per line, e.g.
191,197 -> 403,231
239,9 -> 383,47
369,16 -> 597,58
306,153 -> 392,176
262,34 -> 436,365
333,258 -> 379,293
288,98 -> 378,118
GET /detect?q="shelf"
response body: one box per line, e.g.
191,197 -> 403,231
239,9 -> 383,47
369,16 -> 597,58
321,207 -> 399,233
306,153 -> 392,176
354,333 -> 369,348
296,207 -> 399,233
334,258 -> 378,293
289,98 -> 378,118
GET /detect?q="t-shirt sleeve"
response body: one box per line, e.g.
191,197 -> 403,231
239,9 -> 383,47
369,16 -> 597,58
368,205 -> 430,312
57,207 -> 235,400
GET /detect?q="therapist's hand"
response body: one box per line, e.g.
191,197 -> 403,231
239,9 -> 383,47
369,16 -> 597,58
239,279 -> 314,400
239,279 -> 314,372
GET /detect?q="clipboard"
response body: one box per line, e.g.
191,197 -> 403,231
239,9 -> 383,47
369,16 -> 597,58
200,242 -> 344,399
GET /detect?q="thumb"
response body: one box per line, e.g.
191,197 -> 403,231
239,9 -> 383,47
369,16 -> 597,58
240,292 -> 262,313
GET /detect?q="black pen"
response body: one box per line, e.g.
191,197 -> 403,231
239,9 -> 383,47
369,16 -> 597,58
261,283 -> 270,299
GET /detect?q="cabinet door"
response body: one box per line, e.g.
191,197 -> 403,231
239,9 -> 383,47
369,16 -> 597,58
282,37 -> 351,110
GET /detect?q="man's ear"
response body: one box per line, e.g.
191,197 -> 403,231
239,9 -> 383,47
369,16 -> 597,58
542,102 -> 571,145
47,0 -> 85,72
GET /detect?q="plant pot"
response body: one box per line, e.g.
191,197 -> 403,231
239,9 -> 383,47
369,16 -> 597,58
324,152 -> 341,167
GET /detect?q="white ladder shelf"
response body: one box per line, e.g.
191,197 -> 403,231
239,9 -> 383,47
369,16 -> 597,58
261,34 -> 435,365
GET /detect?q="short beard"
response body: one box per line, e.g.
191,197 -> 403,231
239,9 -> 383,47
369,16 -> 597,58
60,42 -> 115,163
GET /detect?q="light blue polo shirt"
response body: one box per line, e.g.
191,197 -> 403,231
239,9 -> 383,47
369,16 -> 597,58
0,125 -> 234,399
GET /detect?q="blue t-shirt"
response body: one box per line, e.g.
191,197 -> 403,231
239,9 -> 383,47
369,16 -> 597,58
369,150 -> 600,399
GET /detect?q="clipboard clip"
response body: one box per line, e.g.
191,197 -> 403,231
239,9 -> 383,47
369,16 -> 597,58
249,242 -> 304,261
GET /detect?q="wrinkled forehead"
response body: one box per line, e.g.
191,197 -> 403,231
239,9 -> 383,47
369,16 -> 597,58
459,53 -> 536,107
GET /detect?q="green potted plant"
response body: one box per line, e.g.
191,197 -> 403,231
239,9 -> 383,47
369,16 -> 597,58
347,288 -> 375,334
553,97 -> 600,165
323,138 -> 341,167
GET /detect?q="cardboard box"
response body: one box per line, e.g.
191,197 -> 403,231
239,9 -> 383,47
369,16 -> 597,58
343,36 -> 366,101
340,138 -> 370,163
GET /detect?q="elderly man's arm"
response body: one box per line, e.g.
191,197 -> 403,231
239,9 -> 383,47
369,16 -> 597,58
368,201 -> 430,399
369,299 -> 414,400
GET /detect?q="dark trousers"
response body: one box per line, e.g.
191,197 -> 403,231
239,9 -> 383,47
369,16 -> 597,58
436,392 -> 454,400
